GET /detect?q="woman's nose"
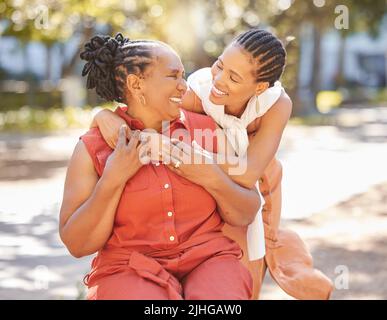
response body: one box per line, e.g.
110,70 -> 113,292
177,78 -> 187,93
214,70 -> 226,87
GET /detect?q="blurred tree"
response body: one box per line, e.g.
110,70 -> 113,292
270,0 -> 386,115
1,0 -> 180,78
1,0 -> 385,113
335,0 -> 386,88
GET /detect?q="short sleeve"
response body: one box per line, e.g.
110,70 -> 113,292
80,128 -> 112,176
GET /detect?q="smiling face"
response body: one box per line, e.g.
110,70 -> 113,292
210,44 -> 265,116
142,45 -> 187,121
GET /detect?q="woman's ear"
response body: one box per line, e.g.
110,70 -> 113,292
255,81 -> 269,96
126,74 -> 144,95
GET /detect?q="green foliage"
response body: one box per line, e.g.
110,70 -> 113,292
0,91 -> 62,111
0,105 -> 94,132
1,0 -> 385,117
372,89 -> 387,104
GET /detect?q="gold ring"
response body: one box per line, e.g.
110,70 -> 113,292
174,160 -> 181,169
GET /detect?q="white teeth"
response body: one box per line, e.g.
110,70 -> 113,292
169,97 -> 182,103
212,86 -> 227,96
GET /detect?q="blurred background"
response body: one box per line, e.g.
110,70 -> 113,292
0,0 -> 386,299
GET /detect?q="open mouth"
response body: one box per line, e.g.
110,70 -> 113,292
211,85 -> 228,97
169,97 -> 182,104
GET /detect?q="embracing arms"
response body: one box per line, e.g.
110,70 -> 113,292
216,94 -> 293,189
89,91 -> 292,226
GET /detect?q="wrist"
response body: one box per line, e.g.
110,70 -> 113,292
98,173 -> 127,193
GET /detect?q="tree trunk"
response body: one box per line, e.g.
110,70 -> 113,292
310,25 -> 322,113
46,44 -> 53,108
336,33 -> 347,88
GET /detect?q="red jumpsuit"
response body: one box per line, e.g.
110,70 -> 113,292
80,107 -> 253,300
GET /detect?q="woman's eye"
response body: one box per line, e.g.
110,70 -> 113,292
216,63 -> 223,70
168,75 -> 178,79
230,76 -> 238,83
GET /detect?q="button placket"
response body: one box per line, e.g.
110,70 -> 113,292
156,165 -> 178,245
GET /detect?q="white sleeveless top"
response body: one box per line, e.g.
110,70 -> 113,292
187,68 -> 284,261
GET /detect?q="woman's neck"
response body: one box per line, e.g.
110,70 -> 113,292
224,98 -> 250,118
126,105 -> 163,132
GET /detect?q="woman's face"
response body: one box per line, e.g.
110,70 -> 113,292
142,46 -> 187,121
210,44 -> 259,112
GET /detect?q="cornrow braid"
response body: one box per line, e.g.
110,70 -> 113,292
234,29 -> 286,87
80,33 -> 158,103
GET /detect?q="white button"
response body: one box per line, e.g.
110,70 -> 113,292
167,211 -> 173,217
169,236 -> 175,241
155,162 -> 160,167
164,183 -> 169,189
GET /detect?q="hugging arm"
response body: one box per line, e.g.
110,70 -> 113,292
166,127 -> 261,227
215,94 -> 292,189
201,166 -> 261,227
199,124 -> 261,226
90,88 -> 205,149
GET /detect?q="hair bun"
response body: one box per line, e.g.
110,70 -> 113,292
80,33 -> 130,101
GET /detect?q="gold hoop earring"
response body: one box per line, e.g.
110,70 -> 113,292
140,95 -> 146,106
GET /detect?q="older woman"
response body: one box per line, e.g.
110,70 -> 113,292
59,33 -> 263,300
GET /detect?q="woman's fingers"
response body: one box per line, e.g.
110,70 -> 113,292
116,125 -> 127,149
162,139 -> 188,163
125,126 -> 133,140
127,130 -> 140,150
170,138 -> 192,156
106,138 -> 115,150
161,150 -> 181,168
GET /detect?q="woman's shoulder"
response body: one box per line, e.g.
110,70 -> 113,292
269,91 -> 293,120
247,92 -> 292,134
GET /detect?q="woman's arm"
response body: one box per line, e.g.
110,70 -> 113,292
90,89 -> 205,148
216,94 -> 292,189
166,136 -> 260,227
59,127 -> 141,258
202,166 -> 261,227
180,88 -> 205,114
90,109 -> 127,149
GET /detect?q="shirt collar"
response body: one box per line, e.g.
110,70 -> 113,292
114,106 -> 146,130
114,106 -> 189,133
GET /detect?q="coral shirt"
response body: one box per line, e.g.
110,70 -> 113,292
81,107 -> 226,258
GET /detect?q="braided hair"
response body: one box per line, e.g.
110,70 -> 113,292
80,33 -> 159,103
234,29 -> 286,87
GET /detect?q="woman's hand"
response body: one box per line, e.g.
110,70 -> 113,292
93,109 -> 129,149
161,138 -> 219,187
103,125 -> 144,187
